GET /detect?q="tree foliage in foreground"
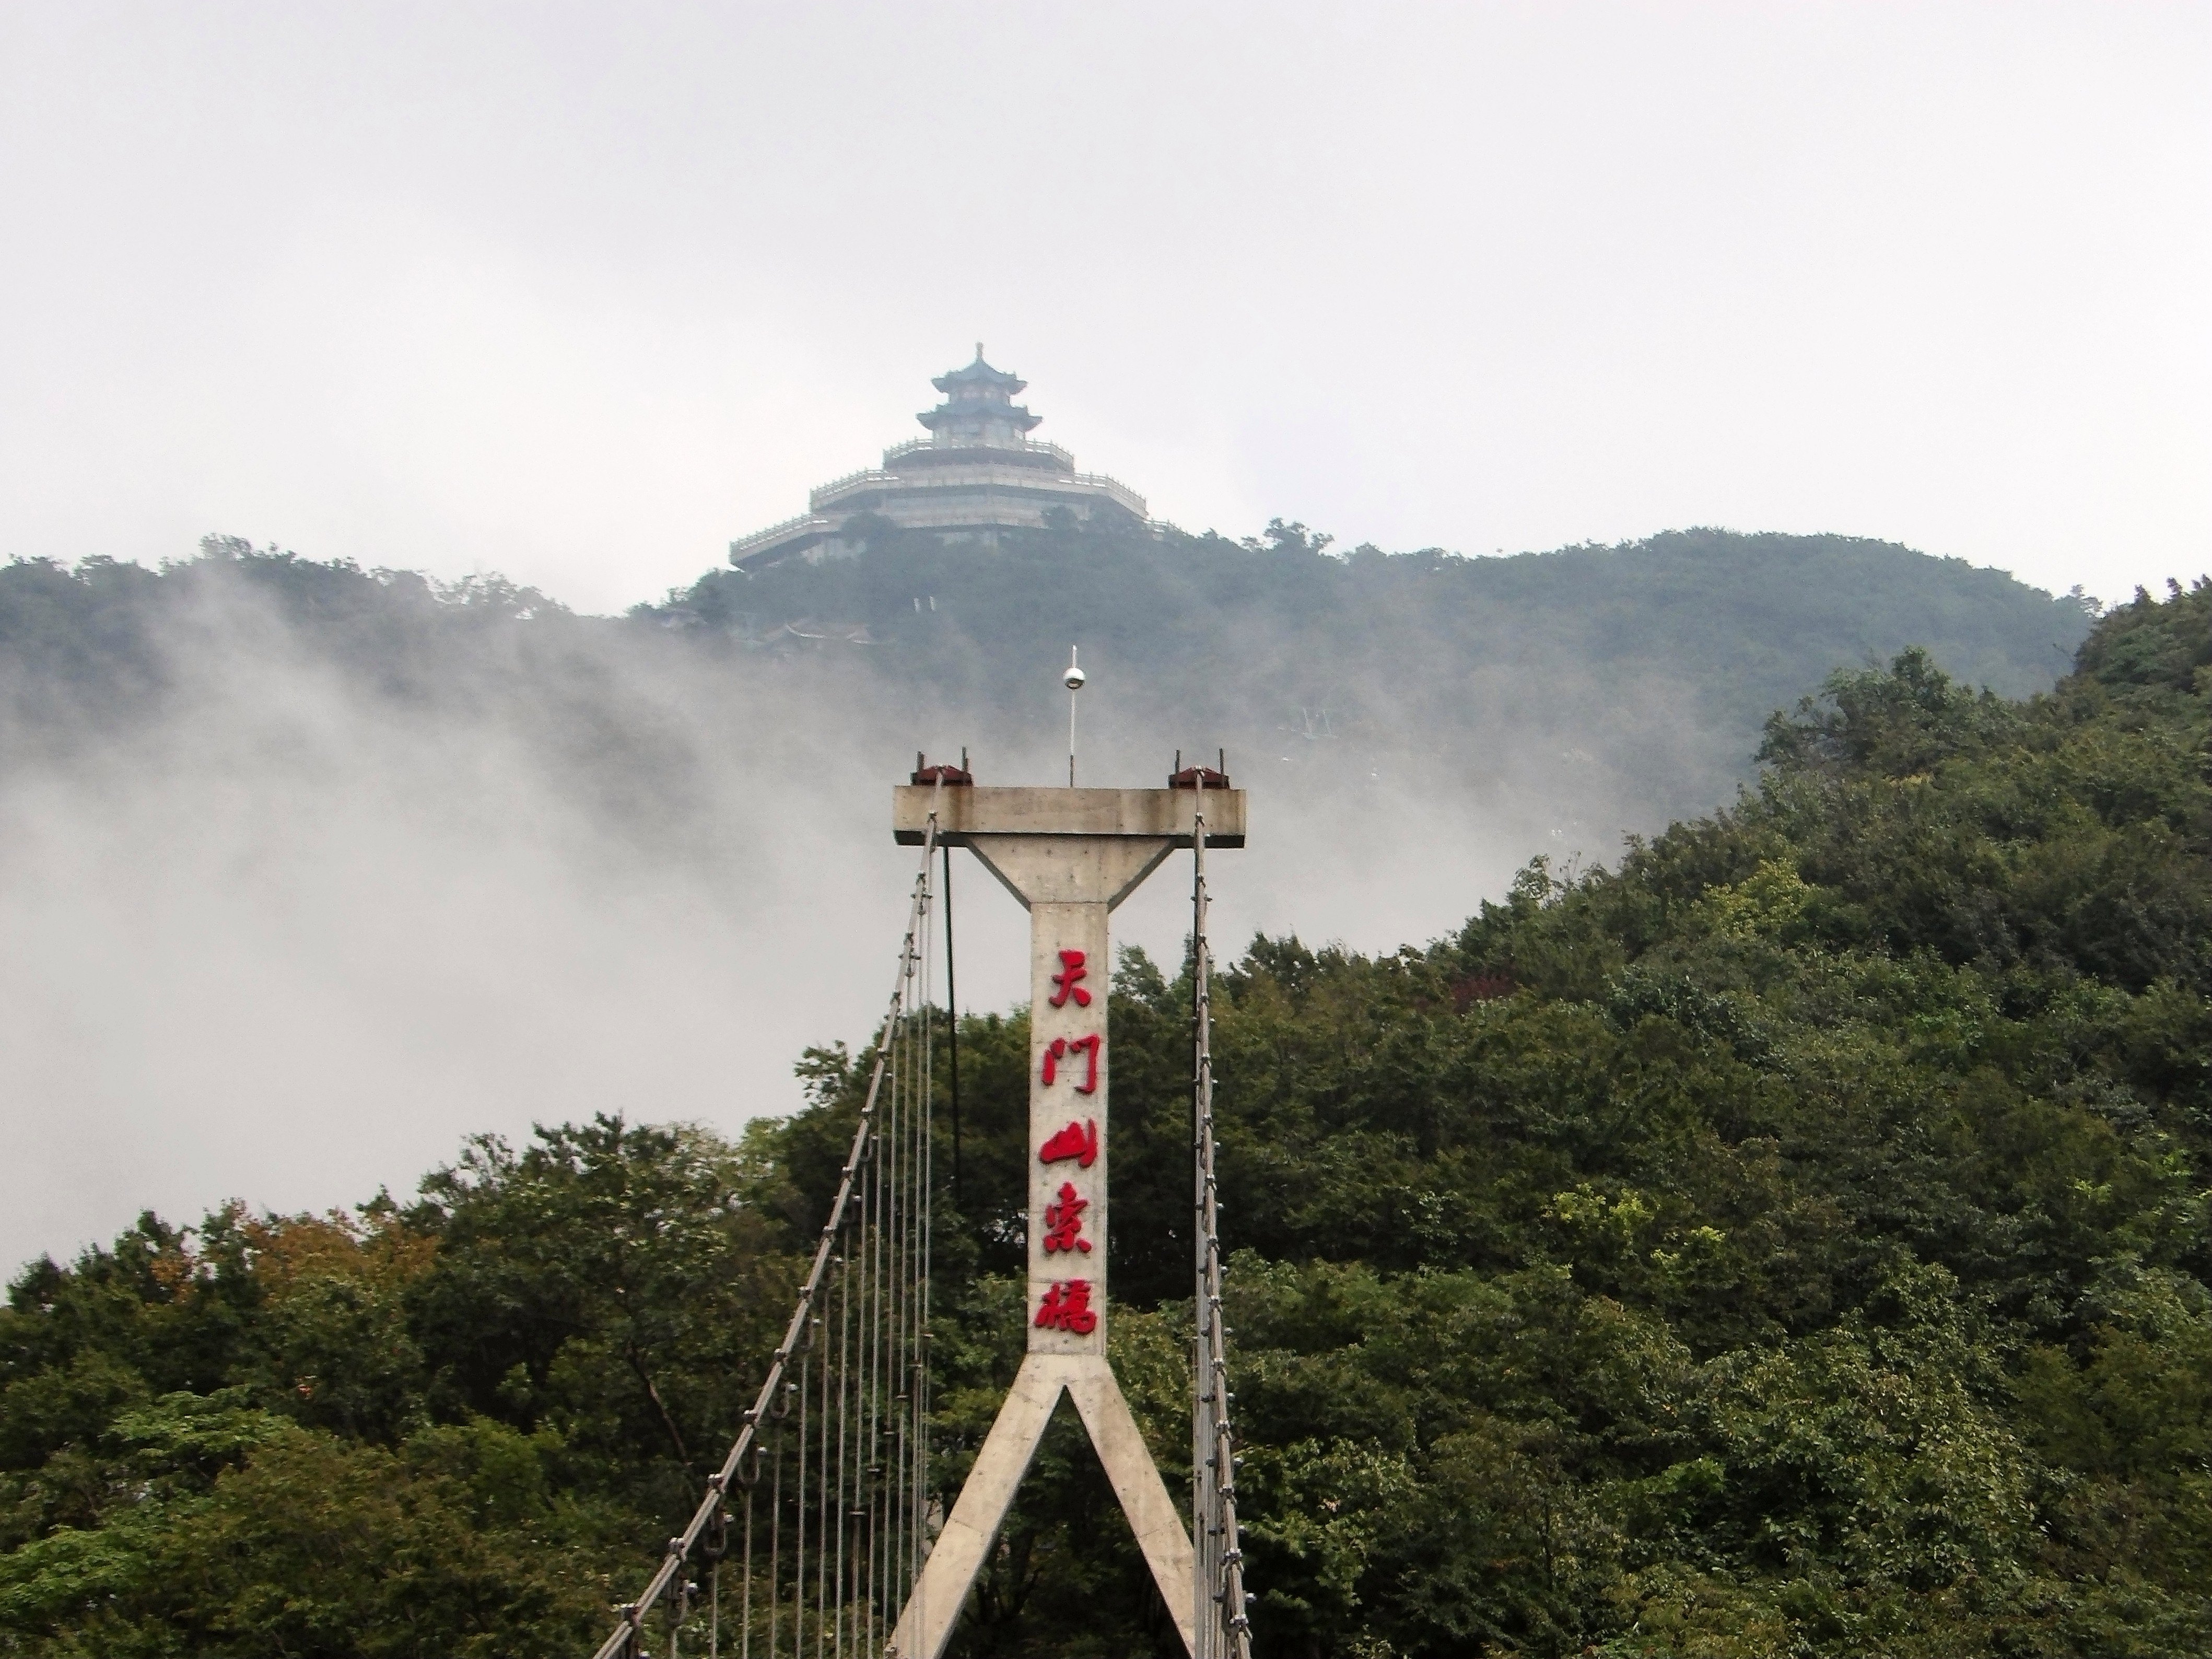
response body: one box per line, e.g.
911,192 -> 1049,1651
2,578 -> 2207,1657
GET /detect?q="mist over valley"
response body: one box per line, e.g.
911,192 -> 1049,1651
0,523 -> 2092,1273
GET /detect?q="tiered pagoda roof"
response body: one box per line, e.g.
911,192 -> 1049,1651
730,349 -> 1151,570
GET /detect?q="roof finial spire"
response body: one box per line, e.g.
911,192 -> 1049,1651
976,341 -> 985,362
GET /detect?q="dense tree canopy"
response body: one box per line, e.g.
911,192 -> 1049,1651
676,516 -> 2096,824
2,577 -> 2205,1656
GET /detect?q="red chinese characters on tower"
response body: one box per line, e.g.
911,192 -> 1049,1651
1049,949 -> 1092,1008
1040,1033 -> 1101,1094
1043,1181 -> 1093,1254
1036,1124 -> 1100,1329
1038,1118 -> 1098,1167
1034,1278 -> 1097,1335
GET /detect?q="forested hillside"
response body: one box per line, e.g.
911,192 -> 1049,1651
2,578 -> 2204,1657
2,523 -> 2090,835
675,517 -> 2092,827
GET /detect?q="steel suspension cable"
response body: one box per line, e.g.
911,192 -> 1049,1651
1191,777 -> 1255,1659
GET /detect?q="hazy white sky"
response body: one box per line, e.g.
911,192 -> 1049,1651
3,3 -> 2206,615
1,3 -> 2206,1266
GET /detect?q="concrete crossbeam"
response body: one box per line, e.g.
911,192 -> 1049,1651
892,785 -> 1247,848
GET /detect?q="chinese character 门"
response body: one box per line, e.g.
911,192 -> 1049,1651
1040,1033 -> 1101,1094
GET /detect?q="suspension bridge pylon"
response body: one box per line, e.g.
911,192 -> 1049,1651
888,774 -> 1246,1659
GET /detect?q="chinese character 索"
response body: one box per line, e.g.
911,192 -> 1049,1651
1034,1278 -> 1098,1334
1043,1181 -> 1093,1254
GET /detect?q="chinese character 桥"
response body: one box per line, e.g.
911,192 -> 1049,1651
1034,1278 -> 1098,1334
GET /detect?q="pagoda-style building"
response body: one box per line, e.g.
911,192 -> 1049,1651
729,349 -> 1153,569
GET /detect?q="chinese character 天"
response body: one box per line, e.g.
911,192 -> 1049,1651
1048,949 -> 1092,1008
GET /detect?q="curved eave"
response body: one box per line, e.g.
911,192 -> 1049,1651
931,366 -> 1026,396
916,405 -> 1043,434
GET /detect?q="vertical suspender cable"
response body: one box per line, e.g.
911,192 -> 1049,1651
944,843 -> 959,1207
916,867 -> 935,1642
868,1096 -> 887,1646
833,1241 -> 850,1659
739,1471 -> 753,1659
768,1426 -> 783,1659
588,783 -> 944,1659
795,1338 -> 811,1659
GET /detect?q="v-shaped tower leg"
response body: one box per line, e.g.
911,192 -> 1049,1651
888,1354 -> 1064,1659
1066,1357 -> 1198,1642
887,1353 -> 1195,1659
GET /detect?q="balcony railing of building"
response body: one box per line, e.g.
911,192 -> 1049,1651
1075,473 -> 1149,519
880,436 -> 1077,469
729,511 -> 829,558
807,469 -> 893,508
810,465 -> 1147,521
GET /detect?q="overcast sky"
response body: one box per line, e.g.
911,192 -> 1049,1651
2,3 -> 2205,615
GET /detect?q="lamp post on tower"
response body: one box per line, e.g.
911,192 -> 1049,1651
1064,646 -> 1085,787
